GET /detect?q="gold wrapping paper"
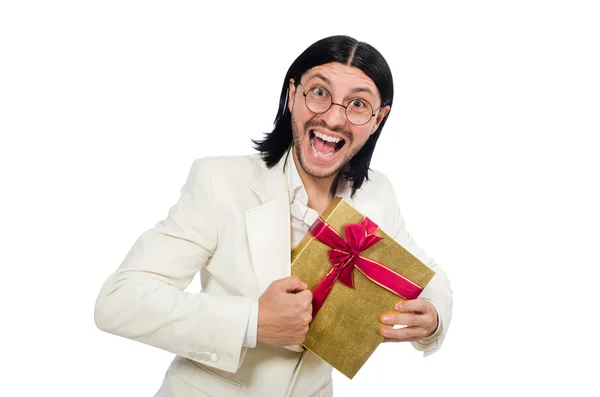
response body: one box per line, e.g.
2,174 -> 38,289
291,197 -> 436,379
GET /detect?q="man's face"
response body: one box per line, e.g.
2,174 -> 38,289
288,62 -> 390,180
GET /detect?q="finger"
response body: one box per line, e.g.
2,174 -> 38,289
396,299 -> 429,314
382,312 -> 437,333
296,289 -> 313,302
379,325 -> 429,341
297,293 -> 313,312
301,312 -> 312,325
380,312 -> 421,327
280,276 -> 307,292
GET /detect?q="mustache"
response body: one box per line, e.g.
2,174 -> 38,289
304,119 -> 353,142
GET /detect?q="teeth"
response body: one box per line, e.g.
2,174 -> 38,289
310,136 -> 335,158
313,130 -> 341,143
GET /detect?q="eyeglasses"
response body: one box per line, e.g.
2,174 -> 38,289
297,83 -> 382,126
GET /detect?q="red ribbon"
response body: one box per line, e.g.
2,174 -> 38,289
308,217 -> 424,317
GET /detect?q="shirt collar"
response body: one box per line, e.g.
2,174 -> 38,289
286,148 -> 305,204
284,147 -> 353,204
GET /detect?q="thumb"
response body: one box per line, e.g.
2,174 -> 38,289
280,276 -> 307,293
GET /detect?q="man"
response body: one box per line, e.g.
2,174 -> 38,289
94,35 -> 453,397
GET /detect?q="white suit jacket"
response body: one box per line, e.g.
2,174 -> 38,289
94,154 -> 453,397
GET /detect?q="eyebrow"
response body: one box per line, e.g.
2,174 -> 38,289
305,72 -> 376,98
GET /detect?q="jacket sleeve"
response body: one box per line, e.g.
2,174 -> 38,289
94,158 -> 253,373
385,176 -> 454,357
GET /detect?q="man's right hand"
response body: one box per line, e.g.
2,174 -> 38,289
257,276 -> 313,346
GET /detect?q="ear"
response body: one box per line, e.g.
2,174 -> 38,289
288,78 -> 296,113
370,105 -> 390,135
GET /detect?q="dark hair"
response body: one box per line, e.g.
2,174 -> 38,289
252,35 -> 394,195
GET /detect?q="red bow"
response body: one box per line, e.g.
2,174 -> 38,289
308,217 -> 424,317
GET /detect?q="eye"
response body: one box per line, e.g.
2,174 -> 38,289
310,87 -> 328,97
349,99 -> 366,109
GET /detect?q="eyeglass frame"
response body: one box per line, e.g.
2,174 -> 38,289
296,82 -> 384,126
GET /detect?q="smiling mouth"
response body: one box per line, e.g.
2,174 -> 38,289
309,130 -> 345,158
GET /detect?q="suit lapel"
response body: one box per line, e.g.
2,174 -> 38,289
246,158 -> 291,295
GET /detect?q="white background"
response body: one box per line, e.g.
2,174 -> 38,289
1,1 -> 599,396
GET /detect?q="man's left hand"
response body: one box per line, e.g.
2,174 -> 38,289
379,299 -> 437,343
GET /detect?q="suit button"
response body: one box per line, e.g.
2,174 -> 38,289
210,353 -> 218,362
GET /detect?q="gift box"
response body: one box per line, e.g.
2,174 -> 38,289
291,197 -> 436,379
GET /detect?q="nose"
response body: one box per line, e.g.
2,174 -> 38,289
320,102 -> 348,128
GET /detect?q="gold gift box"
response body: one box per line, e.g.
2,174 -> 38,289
291,197 -> 435,379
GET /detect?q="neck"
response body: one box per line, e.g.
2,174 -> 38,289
292,149 -> 339,214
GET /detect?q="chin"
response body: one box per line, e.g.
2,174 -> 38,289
303,163 -> 341,179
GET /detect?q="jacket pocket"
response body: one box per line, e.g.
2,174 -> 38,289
170,356 -> 241,397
